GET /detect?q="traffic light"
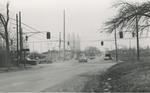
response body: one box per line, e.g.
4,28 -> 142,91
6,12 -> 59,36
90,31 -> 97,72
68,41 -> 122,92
132,32 -> 135,37
67,41 -> 70,45
26,35 -> 28,41
46,32 -> 51,39
119,31 -> 123,39
101,41 -> 104,46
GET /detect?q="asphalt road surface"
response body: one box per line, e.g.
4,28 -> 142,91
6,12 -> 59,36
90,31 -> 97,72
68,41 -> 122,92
0,57 -> 115,92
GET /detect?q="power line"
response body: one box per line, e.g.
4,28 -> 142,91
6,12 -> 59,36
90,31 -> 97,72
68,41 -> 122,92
28,40 -> 59,43
9,17 -> 43,33
9,18 -> 60,40
80,36 -> 150,43
9,21 -> 47,39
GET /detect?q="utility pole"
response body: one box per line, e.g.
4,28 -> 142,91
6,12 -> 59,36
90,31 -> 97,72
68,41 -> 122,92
63,9 -> 66,60
16,14 -> 19,66
33,41 -> 35,58
19,11 -> 23,65
136,15 -> 140,61
59,32 -> 61,59
114,24 -> 118,62
129,38 -> 131,50
72,33 -> 75,58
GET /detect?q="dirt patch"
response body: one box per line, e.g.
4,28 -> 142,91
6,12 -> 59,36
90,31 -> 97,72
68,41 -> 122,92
42,75 -> 89,92
42,70 -> 105,92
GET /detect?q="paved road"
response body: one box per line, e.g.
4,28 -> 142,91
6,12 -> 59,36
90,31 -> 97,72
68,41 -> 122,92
0,57 -> 115,92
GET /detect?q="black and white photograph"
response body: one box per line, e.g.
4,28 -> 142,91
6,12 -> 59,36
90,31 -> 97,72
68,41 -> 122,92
0,0 -> 150,92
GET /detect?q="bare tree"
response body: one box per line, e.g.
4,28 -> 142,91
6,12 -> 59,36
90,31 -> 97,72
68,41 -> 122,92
0,3 -> 10,66
105,1 -> 150,61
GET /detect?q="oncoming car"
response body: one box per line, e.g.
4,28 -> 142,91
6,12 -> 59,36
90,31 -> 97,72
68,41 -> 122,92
104,53 -> 112,60
78,55 -> 88,63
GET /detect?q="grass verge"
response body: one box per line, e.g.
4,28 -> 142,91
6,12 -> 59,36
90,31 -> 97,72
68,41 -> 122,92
83,61 -> 150,92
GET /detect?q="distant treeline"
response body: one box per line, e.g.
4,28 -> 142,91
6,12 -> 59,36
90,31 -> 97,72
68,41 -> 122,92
110,47 -> 150,62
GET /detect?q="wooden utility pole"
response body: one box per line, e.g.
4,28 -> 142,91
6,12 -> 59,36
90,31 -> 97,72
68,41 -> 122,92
114,24 -> 118,62
16,14 -> 19,66
59,32 -> 61,58
136,15 -> 140,61
63,9 -> 66,60
19,11 -> 23,64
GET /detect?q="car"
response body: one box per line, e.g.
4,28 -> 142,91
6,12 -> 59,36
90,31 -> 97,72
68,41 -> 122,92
21,58 -> 38,65
104,53 -> 112,60
78,55 -> 88,63
89,56 -> 95,60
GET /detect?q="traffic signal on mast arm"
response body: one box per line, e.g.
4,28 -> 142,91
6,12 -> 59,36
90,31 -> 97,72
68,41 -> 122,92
67,41 -> 70,46
119,31 -> 123,39
46,32 -> 51,39
132,32 -> 135,37
101,41 -> 104,46
26,35 -> 28,41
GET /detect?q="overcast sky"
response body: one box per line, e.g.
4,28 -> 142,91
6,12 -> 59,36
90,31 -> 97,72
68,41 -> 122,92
10,0 -> 115,38
1,0 -> 149,52
9,0 -> 115,52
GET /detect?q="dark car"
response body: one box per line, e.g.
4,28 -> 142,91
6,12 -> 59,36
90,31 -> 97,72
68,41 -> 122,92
89,56 -> 95,60
104,53 -> 112,60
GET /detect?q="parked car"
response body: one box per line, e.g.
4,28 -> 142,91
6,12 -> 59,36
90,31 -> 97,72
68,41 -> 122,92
39,58 -> 53,64
89,56 -> 95,60
21,58 -> 38,65
79,55 -> 88,63
104,53 -> 112,60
